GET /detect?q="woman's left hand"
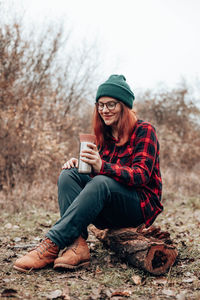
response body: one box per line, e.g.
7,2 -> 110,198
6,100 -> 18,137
80,143 -> 102,173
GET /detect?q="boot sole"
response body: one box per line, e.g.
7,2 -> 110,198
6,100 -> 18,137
54,261 -> 90,270
13,262 -> 54,273
13,265 -> 31,273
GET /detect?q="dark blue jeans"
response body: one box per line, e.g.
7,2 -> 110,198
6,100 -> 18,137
46,168 -> 144,249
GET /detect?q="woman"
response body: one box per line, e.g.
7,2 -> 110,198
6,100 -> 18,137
13,74 -> 163,272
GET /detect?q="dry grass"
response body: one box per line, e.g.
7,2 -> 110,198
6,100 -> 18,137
0,194 -> 199,299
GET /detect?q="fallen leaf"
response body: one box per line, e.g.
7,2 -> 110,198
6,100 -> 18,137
62,286 -> 71,300
3,278 -> 11,283
4,223 -> 12,229
131,275 -> 142,285
40,221 -> 52,227
1,288 -> 18,297
95,266 -> 102,274
162,289 -> 175,296
108,262 -> 114,268
13,225 -> 20,229
14,237 -> 21,242
79,275 -> 88,281
104,254 -> 111,263
90,287 -> 103,300
176,291 -> 187,300
46,289 -> 62,299
185,271 -> 193,277
182,277 -> 196,283
111,290 -> 132,297
153,277 -> 168,285
120,263 -> 127,269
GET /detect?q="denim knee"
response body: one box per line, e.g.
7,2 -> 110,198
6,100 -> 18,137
57,168 -> 75,187
86,175 -> 114,201
90,175 -> 113,186
90,175 -> 121,193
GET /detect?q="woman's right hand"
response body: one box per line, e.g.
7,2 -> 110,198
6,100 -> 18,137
62,158 -> 78,169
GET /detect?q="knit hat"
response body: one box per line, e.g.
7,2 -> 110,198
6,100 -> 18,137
95,74 -> 135,108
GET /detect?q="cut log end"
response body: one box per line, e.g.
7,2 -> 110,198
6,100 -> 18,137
90,225 -> 178,275
144,244 -> 178,275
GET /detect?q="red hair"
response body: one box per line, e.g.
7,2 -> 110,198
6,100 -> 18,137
92,102 -> 137,147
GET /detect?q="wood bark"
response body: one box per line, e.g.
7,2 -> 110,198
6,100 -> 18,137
90,225 -> 178,275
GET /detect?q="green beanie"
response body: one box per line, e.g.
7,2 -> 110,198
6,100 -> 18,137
95,74 -> 135,108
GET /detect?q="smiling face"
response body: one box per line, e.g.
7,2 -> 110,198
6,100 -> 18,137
97,97 -> 122,128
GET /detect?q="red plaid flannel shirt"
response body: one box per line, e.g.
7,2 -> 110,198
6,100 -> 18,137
96,119 -> 163,227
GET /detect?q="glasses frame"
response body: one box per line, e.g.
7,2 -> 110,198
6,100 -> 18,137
97,101 -> 120,111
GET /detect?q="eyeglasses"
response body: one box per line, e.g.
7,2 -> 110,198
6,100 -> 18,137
97,101 -> 119,111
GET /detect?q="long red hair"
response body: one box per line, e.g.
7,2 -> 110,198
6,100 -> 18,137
92,102 -> 137,147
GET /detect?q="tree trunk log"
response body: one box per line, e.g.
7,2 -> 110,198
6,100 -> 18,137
90,225 -> 178,275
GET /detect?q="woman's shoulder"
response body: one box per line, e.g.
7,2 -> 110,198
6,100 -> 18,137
134,119 -> 156,133
129,120 -> 158,143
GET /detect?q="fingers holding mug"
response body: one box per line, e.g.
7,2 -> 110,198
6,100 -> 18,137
62,158 -> 78,169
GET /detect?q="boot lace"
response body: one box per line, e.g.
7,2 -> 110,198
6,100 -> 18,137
35,238 -> 56,255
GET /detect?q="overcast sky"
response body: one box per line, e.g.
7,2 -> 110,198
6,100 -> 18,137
5,0 -> 200,95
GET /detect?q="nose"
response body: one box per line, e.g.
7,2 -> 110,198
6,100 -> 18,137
102,104 -> 109,112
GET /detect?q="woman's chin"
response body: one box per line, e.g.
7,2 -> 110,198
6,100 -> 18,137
104,120 -> 113,126
102,117 -> 114,125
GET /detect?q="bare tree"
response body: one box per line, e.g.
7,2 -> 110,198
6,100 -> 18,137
0,8 -> 99,192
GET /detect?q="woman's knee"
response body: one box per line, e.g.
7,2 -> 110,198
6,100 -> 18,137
91,175 -> 108,184
90,175 -> 130,194
57,168 -> 77,187
90,175 -> 115,190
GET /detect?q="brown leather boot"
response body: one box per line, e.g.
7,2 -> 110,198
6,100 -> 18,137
13,238 -> 59,273
54,236 -> 90,270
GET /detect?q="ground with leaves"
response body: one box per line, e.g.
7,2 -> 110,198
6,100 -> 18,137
0,195 -> 200,300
